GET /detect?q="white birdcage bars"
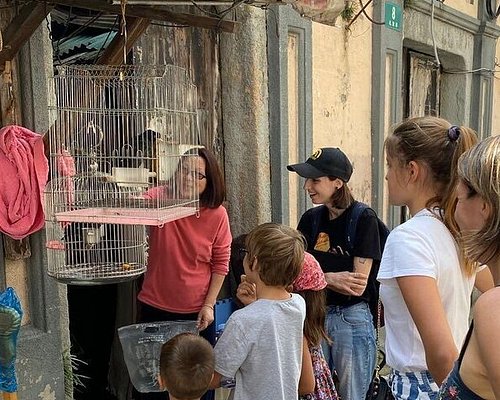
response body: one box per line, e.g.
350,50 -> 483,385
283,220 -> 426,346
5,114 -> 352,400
44,64 -> 202,284
45,64 -> 201,226
45,220 -> 148,284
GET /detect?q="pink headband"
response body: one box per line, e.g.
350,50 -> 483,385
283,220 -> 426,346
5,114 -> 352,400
293,252 -> 327,292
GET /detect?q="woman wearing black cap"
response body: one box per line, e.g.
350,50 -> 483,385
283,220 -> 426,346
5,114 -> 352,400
288,147 -> 382,400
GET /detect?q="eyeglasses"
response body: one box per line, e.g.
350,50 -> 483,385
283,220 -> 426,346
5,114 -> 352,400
181,169 -> 207,181
238,248 -> 249,258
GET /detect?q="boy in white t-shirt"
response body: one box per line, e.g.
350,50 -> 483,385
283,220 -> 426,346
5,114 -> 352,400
210,223 -> 307,400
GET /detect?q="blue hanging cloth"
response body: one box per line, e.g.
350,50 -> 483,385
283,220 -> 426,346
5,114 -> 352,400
0,287 -> 23,393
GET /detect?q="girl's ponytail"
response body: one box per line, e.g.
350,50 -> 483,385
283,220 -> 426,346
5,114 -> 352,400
442,126 -> 479,275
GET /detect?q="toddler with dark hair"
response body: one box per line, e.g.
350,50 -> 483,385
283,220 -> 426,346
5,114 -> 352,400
159,333 -> 214,400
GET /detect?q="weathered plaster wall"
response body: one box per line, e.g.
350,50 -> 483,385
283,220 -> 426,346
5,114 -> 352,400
493,40 -> 500,135
311,16 -> 373,204
445,0 -> 477,18
405,3 -> 477,126
15,22 -> 68,400
220,6 -> 271,237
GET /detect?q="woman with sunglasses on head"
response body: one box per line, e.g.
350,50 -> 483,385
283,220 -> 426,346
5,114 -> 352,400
438,135 -> 500,400
138,147 -> 231,400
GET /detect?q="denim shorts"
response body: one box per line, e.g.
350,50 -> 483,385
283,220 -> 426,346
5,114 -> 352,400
438,362 -> 484,400
390,369 -> 440,400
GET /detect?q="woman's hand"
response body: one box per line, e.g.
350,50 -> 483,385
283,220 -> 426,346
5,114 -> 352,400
325,271 -> 368,296
236,275 -> 257,306
197,305 -> 214,331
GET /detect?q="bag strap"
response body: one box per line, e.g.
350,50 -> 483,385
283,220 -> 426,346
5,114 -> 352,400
457,321 -> 474,368
373,298 -> 386,378
346,201 -> 369,252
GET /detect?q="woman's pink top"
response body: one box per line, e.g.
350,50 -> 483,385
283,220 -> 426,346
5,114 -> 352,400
138,205 -> 231,313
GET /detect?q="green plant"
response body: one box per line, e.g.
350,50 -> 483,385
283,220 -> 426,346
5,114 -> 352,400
341,1 -> 359,22
63,348 -> 88,399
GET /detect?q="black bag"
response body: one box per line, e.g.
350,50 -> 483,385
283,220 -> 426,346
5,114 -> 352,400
366,301 -> 394,400
365,351 -> 394,400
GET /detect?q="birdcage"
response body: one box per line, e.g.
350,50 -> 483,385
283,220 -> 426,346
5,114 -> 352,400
45,220 -> 147,284
44,64 -> 201,284
44,174 -> 149,284
45,64 -> 201,226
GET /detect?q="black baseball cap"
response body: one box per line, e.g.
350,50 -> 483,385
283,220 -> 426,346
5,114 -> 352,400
287,147 -> 353,182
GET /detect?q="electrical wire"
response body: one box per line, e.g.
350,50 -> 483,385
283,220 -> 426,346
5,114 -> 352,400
442,67 -> 500,74
150,21 -> 191,28
216,0 -> 246,29
190,0 -> 221,18
188,0 -> 243,25
430,0 -> 441,68
486,0 -> 500,19
359,0 -> 384,25
94,15 -> 120,64
120,0 -> 128,64
46,14 -> 63,66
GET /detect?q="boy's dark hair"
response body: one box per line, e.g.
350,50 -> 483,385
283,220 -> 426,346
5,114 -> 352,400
198,147 -> 225,208
159,333 -> 214,400
245,223 -> 305,287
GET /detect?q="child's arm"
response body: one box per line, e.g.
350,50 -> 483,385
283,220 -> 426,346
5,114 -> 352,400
298,337 -> 315,395
208,371 -> 222,389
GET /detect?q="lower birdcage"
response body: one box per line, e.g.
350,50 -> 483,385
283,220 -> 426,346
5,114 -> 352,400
45,220 -> 147,285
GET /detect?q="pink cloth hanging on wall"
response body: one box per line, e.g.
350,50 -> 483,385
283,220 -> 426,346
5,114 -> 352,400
0,125 -> 48,240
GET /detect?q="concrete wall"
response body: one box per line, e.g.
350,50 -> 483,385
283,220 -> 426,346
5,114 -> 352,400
445,0 -> 478,18
404,2 -> 475,125
311,16 -> 374,204
220,6 -> 271,237
493,39 -> 500,135
11,22 -> 68,400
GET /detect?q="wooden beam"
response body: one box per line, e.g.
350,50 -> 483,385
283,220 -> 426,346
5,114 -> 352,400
0,2 -> 54,67
51,0 -> 238,33
97,17 -> 150,65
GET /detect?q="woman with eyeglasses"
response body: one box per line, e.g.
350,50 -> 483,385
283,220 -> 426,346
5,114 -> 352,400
137,147 -> 231,398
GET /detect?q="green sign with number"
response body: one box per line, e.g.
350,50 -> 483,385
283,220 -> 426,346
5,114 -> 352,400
385,2 -> 402,32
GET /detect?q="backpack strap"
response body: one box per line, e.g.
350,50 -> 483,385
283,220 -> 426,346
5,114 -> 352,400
346,201 -> 368,252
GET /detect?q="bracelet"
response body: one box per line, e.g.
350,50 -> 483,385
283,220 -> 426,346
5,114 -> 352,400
202,303 -> 214,310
